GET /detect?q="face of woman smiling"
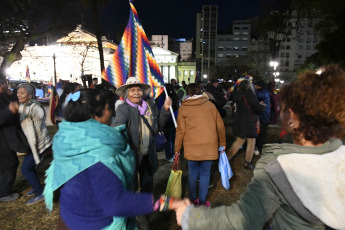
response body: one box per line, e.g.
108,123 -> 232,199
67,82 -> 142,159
127,86 -> 143,104
17,87 -> 32,104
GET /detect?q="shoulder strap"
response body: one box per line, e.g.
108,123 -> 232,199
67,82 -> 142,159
140,115 -> 156,135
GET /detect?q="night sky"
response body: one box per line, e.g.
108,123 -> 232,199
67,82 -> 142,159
85,0 -> 266,43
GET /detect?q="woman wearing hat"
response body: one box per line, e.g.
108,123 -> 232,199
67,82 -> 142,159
114,77 -> 172,193
17,83 -> 52,205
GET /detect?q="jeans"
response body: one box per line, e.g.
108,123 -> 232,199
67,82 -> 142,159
164,122 -> 176,160
21,154 -> 43,196
187,160 -> 213,204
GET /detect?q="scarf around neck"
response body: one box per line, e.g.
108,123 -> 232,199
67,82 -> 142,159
43,119 -> 137,230
126,98 -> 147,115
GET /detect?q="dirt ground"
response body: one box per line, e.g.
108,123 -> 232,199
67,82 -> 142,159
0,111 -> 282,230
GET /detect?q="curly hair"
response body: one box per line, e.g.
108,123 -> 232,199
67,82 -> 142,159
279,65 -> 345,144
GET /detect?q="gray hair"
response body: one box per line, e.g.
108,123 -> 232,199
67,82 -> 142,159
123,85 -> 144,100
17,83 -> 37,99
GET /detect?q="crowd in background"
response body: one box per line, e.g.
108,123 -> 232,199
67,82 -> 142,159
0,65 -> 344,230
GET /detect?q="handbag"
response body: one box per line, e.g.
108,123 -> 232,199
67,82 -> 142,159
165,155 -> 182,198
140,115 -> 167,152
243,95 -> 261,134
218,147 -> 233,190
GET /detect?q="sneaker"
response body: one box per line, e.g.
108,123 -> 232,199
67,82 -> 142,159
204,201 -> 211,207
244,161 -> 255,169
253,148 -> 260,156
26,194 -> 44,206
26,189 -> 34,197
193,199 -> 200,206
0,193 -> 20,202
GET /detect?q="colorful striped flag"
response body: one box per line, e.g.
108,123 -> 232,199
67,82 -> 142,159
26,66 -> 30,82
48,81 -> 52,96
49,86 -> 59,125
102,0 -> 164,99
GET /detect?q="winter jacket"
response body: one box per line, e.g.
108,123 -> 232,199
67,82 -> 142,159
0,94 -> 29,153
19,101 -> 52,164
205,85 -> 227,108
175,96 -> 226,161
114,99 -> 170,173
256,88 -> 271,124
181,138 -> 344,230
232,90 -> 263,138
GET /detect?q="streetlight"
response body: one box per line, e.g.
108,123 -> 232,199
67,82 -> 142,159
270,61 -> 279,70
268,31 -> 284,81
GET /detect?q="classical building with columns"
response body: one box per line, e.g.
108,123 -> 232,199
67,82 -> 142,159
4,26 -> 196,84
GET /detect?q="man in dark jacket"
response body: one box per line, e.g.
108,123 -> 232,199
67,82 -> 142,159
0,76 -> 29,202
205,79 -> 227,117
254,80 -> 271,154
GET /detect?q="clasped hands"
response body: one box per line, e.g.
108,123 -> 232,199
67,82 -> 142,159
171,198 -> 192,226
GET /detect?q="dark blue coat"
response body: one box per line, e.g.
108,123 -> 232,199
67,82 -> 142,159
256,88 -> 271,124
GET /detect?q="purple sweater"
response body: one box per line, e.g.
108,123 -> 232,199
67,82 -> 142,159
60,162 -> 153,230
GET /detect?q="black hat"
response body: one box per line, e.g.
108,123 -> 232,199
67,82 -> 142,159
255,80 -> 267,88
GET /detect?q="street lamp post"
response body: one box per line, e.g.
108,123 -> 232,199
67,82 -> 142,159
268,31 -> 284,83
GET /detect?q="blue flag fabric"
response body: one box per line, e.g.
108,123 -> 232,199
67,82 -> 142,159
218,147 -> 233,190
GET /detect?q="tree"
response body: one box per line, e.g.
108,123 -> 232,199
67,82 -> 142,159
261,0 -> 345,69
81,0 -> 111,85
214,55 -> 256,81
0,0 -> 83,81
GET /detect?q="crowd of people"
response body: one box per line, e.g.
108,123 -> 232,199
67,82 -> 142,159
0,64 -> 344,230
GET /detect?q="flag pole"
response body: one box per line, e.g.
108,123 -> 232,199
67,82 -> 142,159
163,86 -> 177,128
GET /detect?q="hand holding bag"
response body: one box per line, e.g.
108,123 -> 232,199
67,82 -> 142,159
218,147 -> 233,190
165,155 -> 182,198
141,115 -> 167,152
155,131 -> 167,152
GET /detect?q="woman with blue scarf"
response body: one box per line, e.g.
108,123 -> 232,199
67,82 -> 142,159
44,89 -> 174,230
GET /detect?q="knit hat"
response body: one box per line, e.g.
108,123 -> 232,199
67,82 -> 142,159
116,77 -> 151,97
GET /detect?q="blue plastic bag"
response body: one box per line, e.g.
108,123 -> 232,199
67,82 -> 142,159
218,147 -> 233,190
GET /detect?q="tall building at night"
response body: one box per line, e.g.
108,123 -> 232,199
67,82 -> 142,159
196,5 -> 218,81
216,20 -> 251,65
150,35 -> 169,49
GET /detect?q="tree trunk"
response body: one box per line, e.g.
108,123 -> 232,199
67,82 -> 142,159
0,39 -> 27,81
91,0 -> 107,85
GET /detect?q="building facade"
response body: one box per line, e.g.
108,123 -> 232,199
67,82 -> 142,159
276,13 -> 320,82
150,35 -> 169,49
216,20 -> 251,65
169,38 -> 193,62
197,5 -> 218,80
8,26 -> 117,84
